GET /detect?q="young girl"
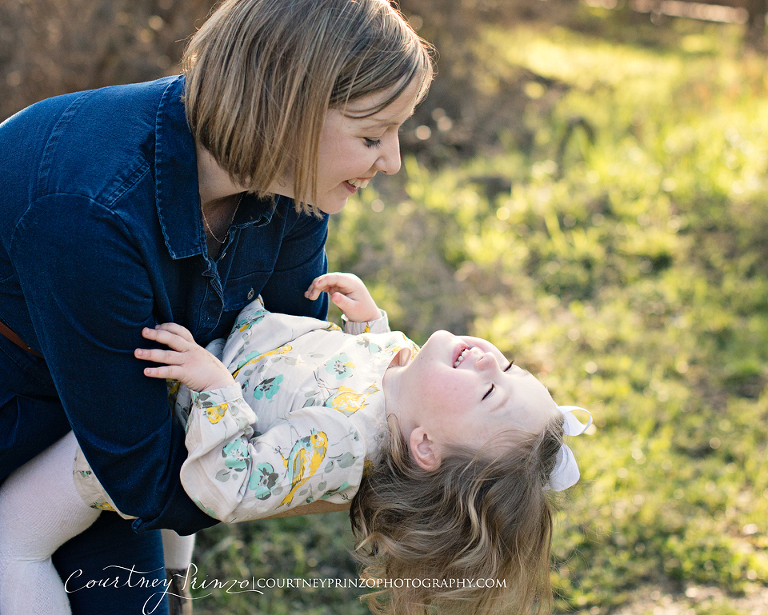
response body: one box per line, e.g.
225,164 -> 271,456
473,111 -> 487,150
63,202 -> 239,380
0,274 -> 591,615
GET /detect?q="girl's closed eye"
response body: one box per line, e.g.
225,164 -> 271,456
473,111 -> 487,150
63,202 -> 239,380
503,360 -> 514,372
482,383 -> 495,400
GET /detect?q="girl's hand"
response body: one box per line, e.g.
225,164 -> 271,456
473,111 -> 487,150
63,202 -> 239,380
135,323 -> 235,392
304,272 -> 381,323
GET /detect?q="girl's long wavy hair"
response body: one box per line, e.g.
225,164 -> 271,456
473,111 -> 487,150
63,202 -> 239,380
350,411 -> 565,615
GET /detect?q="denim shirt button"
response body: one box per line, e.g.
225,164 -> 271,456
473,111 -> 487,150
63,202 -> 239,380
247,288 -> 255,300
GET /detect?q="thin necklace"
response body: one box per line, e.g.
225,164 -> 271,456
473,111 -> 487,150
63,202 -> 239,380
202,193 -> 243,244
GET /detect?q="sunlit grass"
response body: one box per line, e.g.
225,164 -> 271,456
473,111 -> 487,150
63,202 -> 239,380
194,16 -> 768,615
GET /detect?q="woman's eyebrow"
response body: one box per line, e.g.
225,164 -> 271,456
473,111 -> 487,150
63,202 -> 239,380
354,118 -> 404,129
347,109 -> 416,126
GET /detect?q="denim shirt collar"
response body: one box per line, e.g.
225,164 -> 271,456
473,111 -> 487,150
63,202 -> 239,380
153,75 -> 279,260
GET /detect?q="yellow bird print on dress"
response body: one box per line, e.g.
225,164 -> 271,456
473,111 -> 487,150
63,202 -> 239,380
232,344 -> 292,377
327,384 -> 379,416
279,429 -> 328,506
202,402 -> 228,424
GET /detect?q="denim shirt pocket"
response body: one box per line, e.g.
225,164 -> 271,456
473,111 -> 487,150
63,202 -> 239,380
223,270 -> 273,313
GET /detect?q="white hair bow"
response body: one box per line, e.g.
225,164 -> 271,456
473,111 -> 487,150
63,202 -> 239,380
544,405 -> 593,492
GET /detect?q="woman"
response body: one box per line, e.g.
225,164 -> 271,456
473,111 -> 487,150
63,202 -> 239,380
0,0 -> 432,612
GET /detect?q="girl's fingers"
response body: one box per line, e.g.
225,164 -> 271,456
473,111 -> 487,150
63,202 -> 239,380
143,365 -> 183,380
142,327 -> 188,351
330,291 -> 353,312
134,347 -> 183,365
154,322 -> 195,342
307,273 -> 346,294
142,323 -> 195,344
305,277 -> 329,299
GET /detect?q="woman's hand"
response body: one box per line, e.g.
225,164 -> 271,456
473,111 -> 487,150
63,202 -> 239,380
135,323 -> 235,392
304,272 -> 381,323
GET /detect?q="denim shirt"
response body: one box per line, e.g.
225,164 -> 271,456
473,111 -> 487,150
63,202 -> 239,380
0,75 -> 329,534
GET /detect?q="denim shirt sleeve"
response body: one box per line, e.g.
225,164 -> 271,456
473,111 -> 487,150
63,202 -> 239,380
11,192 -> 216,534
1,76 -> 330,535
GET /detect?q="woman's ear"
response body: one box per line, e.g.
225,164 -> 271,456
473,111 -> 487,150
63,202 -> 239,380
409,428 -> 440,472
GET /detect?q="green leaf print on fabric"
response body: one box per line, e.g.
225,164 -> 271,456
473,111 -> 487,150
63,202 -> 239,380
232,311 -> 265,335
253,374 -> 283,400
320,481 -> 352,500
356,336 -> 380,354
336,452 -> 357,468
192,498 -> 218,519
234,350 -> 263,374
215,468 -> 232,482
324,451 -> 358,474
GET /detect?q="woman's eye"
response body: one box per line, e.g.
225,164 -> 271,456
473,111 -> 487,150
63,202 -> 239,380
483,383 -> 495,400
503,360 -> 514,372
364,137 -> 382,148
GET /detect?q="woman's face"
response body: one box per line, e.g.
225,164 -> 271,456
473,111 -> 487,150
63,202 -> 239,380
272,79 -> 420,214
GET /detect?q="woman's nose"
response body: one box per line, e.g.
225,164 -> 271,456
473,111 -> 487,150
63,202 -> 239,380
375,134 -> 402,175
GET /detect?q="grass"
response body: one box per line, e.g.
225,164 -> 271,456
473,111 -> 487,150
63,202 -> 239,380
192,9 -> 768,614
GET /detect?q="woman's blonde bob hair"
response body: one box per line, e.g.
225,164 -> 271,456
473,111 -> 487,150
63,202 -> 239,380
183,0 -> 434,215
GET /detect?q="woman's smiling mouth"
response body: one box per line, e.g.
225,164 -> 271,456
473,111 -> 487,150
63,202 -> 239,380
346,177 -> 371,189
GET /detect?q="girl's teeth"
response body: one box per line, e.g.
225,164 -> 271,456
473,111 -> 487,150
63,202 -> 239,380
348,179 -> 370,189
454,348 -> 469,367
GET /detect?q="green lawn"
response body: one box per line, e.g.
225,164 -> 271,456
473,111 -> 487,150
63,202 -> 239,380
193,10 -> 768,614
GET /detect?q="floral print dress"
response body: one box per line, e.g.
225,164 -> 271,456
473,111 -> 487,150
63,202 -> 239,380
73,298 -> 418,523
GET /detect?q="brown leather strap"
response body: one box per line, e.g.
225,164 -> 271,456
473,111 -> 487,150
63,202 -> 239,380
0,320 -> 43,358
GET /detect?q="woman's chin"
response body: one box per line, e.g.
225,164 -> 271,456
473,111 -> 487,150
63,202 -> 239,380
314,196 -> 349,215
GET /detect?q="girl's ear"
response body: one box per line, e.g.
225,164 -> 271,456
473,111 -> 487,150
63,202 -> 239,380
409,428 -> 440,472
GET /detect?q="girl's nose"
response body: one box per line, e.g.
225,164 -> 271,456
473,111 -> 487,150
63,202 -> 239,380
475,349 -> 499,371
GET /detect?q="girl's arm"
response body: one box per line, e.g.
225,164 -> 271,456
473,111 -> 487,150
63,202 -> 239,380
179,387 -> 366,523
138,324 -> 368,522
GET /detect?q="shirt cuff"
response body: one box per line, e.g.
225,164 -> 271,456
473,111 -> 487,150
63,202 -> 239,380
190,382 -> 245,406
341,309 -> 390,335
